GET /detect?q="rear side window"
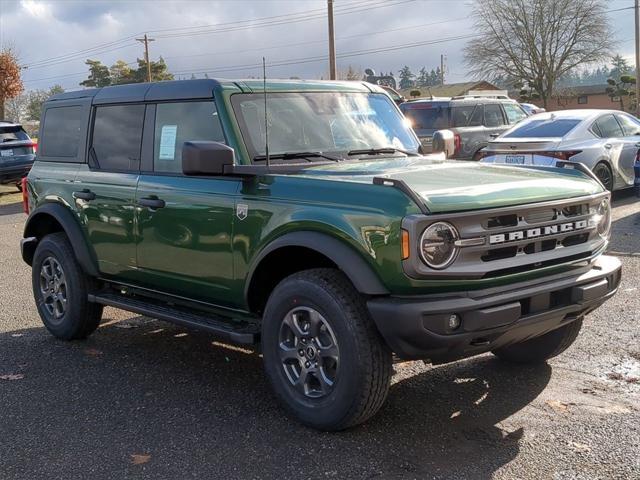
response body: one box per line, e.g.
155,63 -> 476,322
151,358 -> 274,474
91,105 -> 145,171
593,114 -> 623,138
614,114 -> 640,137
401,105 -> 450,129
503,103 -> 527,125
40,106 -> 83,158
450,105 -> 476,127
0,126 -> 29,143
504,118 -> 581,138
153,101 -> 225,173
484,104 -> 505,127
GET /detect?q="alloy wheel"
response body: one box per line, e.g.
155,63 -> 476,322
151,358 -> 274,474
39,256 -> 68,321
278,306 -> 340,399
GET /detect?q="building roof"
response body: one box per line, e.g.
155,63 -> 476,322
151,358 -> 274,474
48,78 -> 382,103
554,84 -> 608,96
400,80 -> 500,98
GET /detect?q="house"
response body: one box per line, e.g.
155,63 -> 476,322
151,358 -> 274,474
400,80 -> 501,99
546,84 -> 627,112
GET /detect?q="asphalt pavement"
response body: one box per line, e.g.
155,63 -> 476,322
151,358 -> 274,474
0,185 -> 638,480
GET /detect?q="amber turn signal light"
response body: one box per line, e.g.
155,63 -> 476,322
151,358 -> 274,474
401,229 -> 410,260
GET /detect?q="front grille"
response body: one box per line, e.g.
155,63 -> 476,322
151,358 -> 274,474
402,193 -> 608,280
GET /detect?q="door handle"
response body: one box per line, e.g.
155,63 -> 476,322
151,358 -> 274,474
73,189 -> 96,201
137,197 -> 166,209
604,144 -> 612,149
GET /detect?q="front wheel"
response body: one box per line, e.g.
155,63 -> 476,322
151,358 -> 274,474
492,318 -> 583,364
262,269 -> 392,431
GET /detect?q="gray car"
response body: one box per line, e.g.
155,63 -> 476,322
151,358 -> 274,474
400,97 -> 528,160
0,121 -> 36,190
478,109 -> 639,191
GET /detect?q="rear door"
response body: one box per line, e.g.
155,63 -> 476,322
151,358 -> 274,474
593,114 -> 625,188
614,113 -> 640,186
135,100 -> 240,306
74,104 -> 145,279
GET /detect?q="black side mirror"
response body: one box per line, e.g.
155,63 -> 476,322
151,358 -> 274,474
182,141 -> 234,176
489,133 -> 500,139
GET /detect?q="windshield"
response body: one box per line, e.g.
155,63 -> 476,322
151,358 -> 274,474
503,118 -> 581,138
231,92 -> 420,160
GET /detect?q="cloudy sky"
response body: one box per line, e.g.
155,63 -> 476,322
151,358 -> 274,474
0,0 -> 637,92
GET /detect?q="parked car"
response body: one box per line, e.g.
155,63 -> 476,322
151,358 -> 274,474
520,103 -> 546,115
478,109 -> 640,191
0,120 -> 36,190
21,79 -> 620,431
400,97 -> 528,159
380,85 -> 406,105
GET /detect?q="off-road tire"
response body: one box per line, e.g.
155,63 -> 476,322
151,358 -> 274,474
262,268 -> 392,431
32,232 -> 103,340
492,318 -> 583,364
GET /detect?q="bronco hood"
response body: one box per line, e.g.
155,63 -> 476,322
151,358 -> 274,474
297,156 -> 603,213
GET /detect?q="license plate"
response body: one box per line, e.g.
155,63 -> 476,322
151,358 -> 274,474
0,149 -> 13,157
505,155 -> 525,164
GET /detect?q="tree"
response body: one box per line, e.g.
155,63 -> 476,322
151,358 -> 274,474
416,67 -> 429,87
109,60 -> 133,85
0,47 -> 24,120
398,66 -> 414,89
606,75 -> 636,111
610,54 -> 632,82
337,65 -> 362,81
80,59 -> 111,88
464,0 -> 614,108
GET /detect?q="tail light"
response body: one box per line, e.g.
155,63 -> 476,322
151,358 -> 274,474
453,133 -> 461,156
535,150 -> 582,161
30,142 -> 37,154
635,149 -> 640,164
21,177 -> 29,214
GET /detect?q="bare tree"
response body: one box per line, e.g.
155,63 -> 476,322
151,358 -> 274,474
464,0 -> 614,108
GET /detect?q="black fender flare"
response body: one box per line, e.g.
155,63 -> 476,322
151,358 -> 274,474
245,231 -> 389,304
22,202 -> 98,276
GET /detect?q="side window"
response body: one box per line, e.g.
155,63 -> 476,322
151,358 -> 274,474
153,101 -> 225,173
468,104 -> 484,127
450,105 -> 476,127
484,104 -> 505,127
503,103 -> 527,125
615,114 -> 640,136
40,106 -> 83,158
594,114 -> 623,138
91,105 -> 145,171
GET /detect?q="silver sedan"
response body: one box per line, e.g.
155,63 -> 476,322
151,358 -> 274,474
478,109 -> 639,191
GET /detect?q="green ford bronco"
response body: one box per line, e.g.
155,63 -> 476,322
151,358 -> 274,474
21,79 -> 620,430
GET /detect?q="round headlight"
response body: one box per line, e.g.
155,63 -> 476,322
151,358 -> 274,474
595,198 -> 611,239
419,222 -> 459,269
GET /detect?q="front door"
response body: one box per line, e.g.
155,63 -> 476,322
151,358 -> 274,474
75,103 -> 145,280
134,100 -> 240,306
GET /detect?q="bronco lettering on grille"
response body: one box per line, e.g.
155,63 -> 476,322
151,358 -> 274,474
489,220 -> 588,245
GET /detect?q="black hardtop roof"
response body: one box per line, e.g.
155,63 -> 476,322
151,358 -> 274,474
47,79 -> 224,104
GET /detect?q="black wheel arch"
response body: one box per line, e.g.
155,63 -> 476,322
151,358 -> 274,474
245,231 -> 389,313
22,202 -> 98,277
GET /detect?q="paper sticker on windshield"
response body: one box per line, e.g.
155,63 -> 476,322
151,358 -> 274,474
159,125 -> 178,160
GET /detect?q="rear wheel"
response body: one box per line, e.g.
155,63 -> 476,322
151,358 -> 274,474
492,318 -> 583,364
32,233 -> 103,340
593,162 -> 614,191
262,268 -> 392,431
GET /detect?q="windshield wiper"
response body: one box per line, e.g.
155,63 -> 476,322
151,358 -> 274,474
253,151 -> 342,162
347,147 -> 418,157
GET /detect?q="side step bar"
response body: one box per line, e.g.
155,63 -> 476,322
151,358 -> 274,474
89,292 -> 259,345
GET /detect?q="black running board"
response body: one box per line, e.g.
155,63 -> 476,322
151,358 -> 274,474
89,292 -> 258,345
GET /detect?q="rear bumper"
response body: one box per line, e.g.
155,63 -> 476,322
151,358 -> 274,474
367,255 -> 621,361
0,162 -> 32,184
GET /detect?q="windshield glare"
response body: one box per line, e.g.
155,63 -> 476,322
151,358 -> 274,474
231,92 -> 420,159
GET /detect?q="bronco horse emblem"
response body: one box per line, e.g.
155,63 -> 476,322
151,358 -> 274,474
236,203 -> 248,220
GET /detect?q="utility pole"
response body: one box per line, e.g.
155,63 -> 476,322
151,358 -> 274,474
440,54 -> 445,86
633,0 -> 640,117
327,0 -> 336,80
135,34 -> 155,82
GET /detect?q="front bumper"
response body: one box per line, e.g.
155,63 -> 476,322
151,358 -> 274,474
367,255 -> 621,361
